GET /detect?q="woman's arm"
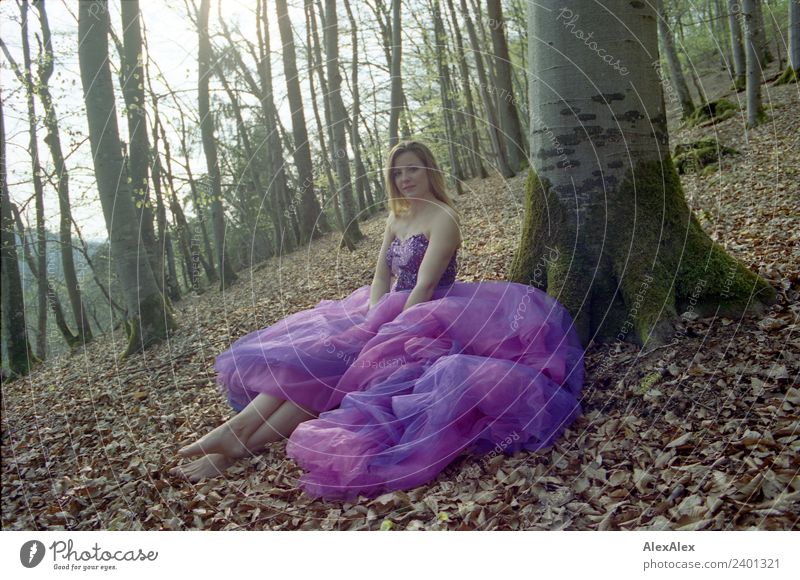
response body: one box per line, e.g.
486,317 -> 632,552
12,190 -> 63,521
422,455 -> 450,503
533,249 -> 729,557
369,216 -> 395,310
402,209 -> 461,313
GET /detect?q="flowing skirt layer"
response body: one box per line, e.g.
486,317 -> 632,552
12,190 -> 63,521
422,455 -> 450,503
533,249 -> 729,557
215,281 -> 584,500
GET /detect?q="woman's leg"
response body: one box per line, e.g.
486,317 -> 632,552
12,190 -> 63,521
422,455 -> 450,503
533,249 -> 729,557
177,393 -> 284,459
241,401 -> 318,451
170,397 -> 317,482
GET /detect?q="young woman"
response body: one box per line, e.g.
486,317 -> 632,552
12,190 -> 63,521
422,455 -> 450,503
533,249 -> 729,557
170,141 -> 584,501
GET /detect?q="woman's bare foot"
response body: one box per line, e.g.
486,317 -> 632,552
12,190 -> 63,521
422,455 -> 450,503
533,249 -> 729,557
178,420 -> 252,459
169,453 -> 235,482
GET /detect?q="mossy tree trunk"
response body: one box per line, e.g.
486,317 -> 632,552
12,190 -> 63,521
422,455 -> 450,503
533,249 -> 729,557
510,0 -> 775,348
78,0 -> 176,356
728,0 -> 747,89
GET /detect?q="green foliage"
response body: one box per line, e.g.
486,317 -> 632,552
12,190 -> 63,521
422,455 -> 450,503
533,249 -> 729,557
685,99 -> 738,127
774,66 -> 798,85
673,137 -> 738,174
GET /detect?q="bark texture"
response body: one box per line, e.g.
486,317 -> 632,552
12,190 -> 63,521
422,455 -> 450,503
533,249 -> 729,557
510,0 -> 775,347
78,0 -> 175,355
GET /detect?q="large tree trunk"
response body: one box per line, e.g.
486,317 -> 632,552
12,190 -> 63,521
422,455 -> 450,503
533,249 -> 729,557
742,0 -> 765,127
33,0 -> 92,344
657,0 -> 695,118
510,0 -> 775,347
78,0 -> 175,355
275,0 -> 328,242
324,0 -> 364,245
460,0 -> 514,177
729,0 -> 747,89
486,0 -> 528,171
198,0 -> 237,289
1,91 -> 37,377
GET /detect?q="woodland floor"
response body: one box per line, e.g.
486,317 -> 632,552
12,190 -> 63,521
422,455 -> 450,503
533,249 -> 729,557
2,75 -> 798,531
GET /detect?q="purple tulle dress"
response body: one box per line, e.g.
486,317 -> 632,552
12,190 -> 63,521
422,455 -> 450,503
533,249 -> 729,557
215,233 -> 584,501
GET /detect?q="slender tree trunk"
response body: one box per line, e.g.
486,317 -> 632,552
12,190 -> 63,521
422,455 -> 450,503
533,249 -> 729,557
216,65 -> 273,262
78,0 -> 175,355
743,0 -> 765,126
387,0 -> 403,148
275,0 -> 328,242
324,0 -> 364,244
657,0 -> 695,118
11,205 -> 84,345
32,0 -> 92,344
432,0 -> 465,195
254,0 -> 297,252
198,0 -> 237,289
343,0 -> 375,216
148,102 -> 181,301
715,0 -> 733,74
486,0 -> 528,171
305,0 -> 350,248
142,31 -> 187,299
729,0 -> 748,88
17,0 -> 47,358
120,0 -> 162,293
1,91 -> 37,376
460,0 -> 514,177
511,0 -> 774,347
752,0 -> 773,64
177,114 -> 217,284
445,0 -> 487,179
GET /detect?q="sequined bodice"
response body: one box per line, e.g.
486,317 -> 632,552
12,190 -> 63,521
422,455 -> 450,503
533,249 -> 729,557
385,232 -> 458,292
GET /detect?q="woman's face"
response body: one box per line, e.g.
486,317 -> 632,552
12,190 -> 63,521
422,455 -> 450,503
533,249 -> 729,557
391,151 -> 430,199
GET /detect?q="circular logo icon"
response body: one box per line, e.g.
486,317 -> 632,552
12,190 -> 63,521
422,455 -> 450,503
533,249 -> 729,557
20,540 -> 46,568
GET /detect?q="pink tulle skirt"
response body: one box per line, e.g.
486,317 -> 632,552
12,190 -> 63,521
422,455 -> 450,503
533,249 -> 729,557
215,281 -> 584,501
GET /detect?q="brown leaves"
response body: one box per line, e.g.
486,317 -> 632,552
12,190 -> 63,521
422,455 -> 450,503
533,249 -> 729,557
2,83 -> 798,531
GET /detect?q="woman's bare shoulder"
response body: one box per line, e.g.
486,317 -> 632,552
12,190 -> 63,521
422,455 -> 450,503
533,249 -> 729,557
430,203 -> 461,244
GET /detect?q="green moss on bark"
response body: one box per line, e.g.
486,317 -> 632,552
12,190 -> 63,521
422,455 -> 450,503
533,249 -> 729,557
686,99 -> 737,127
610,156 -> 775,345
122,293 -> 177,357
510,157 -> 774,348
774,66 -> 798,85
509,170 -> 559,290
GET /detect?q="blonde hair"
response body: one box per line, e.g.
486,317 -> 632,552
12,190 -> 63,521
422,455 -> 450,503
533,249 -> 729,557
385,141 -> 459,218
